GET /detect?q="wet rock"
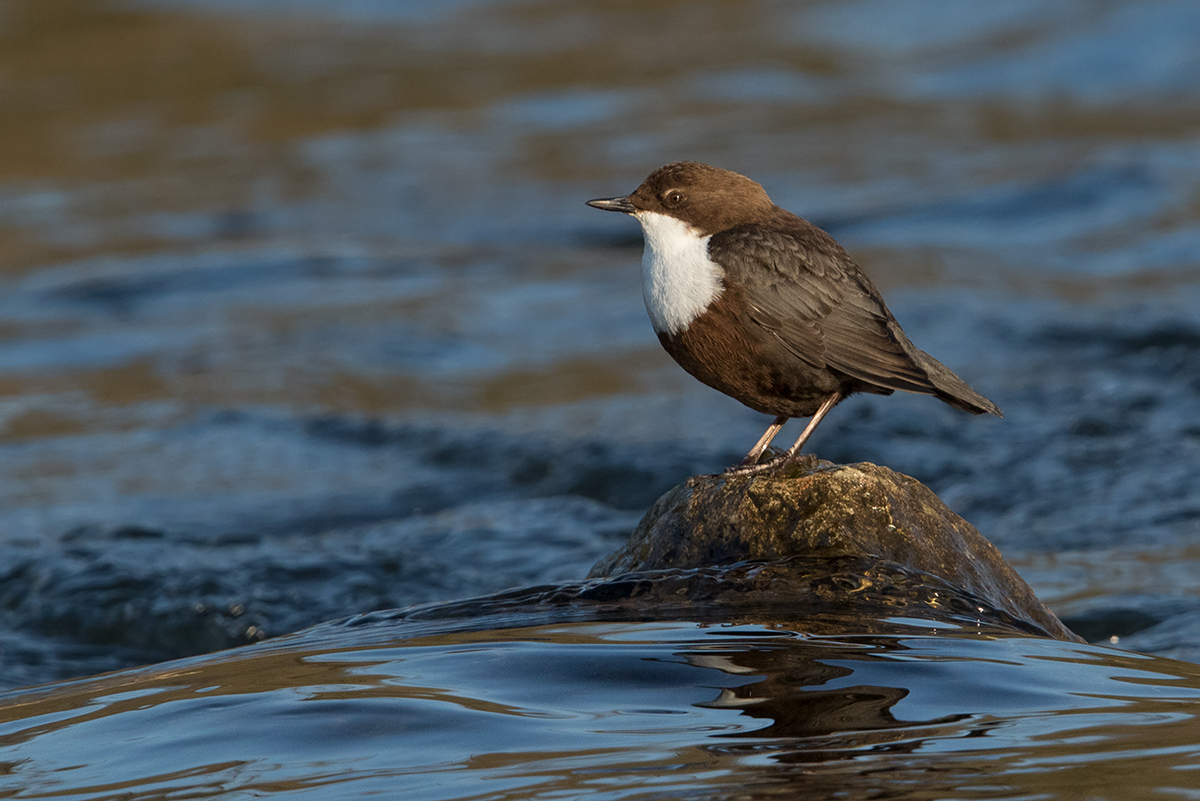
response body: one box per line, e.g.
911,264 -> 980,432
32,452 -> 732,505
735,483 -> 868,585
371,556 -> 1064,641
590,456 -> 1081,643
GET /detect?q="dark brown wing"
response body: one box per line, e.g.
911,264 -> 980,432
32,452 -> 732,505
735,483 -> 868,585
708,222 -> 935,395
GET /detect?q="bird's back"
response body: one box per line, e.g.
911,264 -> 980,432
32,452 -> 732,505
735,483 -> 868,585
707,217 -> 1002,417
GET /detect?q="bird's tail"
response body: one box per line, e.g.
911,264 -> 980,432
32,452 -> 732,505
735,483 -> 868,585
913,349 -> 1003,417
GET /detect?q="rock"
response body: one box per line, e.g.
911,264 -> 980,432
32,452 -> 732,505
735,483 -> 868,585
589,456 -> 1081,643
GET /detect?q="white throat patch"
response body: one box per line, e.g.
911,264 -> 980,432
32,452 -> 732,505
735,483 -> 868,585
636,211 -> 724,336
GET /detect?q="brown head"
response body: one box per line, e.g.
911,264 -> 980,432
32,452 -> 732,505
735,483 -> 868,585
587,162 -> 780,235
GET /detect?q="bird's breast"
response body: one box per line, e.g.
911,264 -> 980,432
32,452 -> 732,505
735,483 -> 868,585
657,284 -> 842,418
637,211 -> 724,336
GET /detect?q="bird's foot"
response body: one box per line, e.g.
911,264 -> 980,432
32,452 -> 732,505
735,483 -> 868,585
720,451 -> 818,479
686,459 -> 773,486
721,461 -> 775,478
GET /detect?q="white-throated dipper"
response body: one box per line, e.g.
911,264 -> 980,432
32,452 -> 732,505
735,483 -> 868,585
587,161 -> 1002,473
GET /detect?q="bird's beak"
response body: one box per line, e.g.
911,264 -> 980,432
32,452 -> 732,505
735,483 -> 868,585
586,195 -> 636,214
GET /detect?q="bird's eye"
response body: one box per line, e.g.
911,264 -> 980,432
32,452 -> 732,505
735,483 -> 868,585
665,190 -> 684,206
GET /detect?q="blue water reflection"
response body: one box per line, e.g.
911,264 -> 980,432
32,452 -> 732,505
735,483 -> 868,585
1,620 -> 1198,798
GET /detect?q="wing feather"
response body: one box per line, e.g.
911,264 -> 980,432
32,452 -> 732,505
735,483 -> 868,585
708,223 -> 936,395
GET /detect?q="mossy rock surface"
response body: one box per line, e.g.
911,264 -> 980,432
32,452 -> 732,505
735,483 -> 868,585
590,457 -> 1079,642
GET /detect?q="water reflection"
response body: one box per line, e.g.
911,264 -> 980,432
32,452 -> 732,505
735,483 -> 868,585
695,643 -> 941,741
1,620 -> 1199,799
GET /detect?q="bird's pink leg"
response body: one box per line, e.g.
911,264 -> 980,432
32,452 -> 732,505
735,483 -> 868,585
725,391 -> 841,476
740,415 -> 788,466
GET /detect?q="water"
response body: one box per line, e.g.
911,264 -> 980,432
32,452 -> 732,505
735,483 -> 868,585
0,0 -> 1199,794
2,608 -> 1199,799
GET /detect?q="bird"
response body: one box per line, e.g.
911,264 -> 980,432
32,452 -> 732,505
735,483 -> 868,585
586,161 -> 1001,474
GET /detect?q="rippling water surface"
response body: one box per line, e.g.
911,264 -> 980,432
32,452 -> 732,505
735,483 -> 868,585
2,611 -> 1200,799
1,0 -> 1199,795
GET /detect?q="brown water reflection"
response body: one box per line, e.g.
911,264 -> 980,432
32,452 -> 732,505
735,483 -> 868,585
2,620 -> 1200,799
6,0 -> 1198,275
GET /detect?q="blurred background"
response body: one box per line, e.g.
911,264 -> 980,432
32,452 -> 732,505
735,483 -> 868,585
1,0 -> 1199,688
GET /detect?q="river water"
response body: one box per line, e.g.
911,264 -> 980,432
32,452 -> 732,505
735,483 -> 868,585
0,0 -> 1199,796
